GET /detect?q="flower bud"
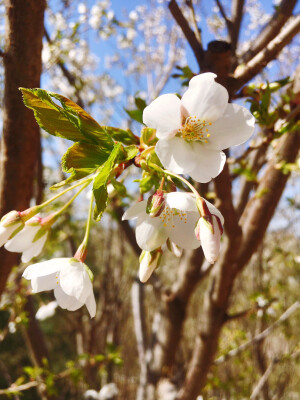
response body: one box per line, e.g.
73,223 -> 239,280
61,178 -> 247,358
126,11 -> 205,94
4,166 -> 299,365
139,248 -> 162,283
166,238 -> 182,258
0,211 -> 23,247
195,215 -> 223,264
146,190 -> 165,217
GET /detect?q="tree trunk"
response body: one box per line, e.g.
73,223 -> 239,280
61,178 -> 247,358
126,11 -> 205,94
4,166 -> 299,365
0,0 -> 46,296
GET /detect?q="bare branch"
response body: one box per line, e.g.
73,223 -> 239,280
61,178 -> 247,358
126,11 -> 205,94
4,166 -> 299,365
230,0 -> 245,52
168,0 -> 205,70
215,0 -> 232,35
235,15 -> 300,88
215,301 -> 300,365
241,0 -> 298,64
186,0 -> 202,44
250,358 -> 276,400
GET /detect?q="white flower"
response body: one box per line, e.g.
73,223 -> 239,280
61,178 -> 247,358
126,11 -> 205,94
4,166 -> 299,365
35,301 -> 58,321
123,192 -> 219,252
0,210 -> 23,247
143,73 -> 255,182
196,213 -> 224,264
5,217 -> 48,263
84,389 -> 99,399
139,249 -> 162,283
99,383 -> 119,400
22,258 -> 96,318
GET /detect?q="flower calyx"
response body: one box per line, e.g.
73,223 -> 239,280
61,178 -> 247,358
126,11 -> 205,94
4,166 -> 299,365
146,189 -> 166,217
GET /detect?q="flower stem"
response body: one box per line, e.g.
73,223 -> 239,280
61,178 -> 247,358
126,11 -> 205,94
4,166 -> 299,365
42,182 -> 90,227
164,170 -> 200,198
37,177 -> 93,211
74,190 -> 94,263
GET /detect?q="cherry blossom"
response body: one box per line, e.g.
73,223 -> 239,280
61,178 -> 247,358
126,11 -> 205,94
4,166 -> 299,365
23,258 -> 96,318
143,73 -> 255,182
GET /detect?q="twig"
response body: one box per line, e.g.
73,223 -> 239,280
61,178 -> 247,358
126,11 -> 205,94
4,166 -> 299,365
230,0 -> 245,53
168,0 -> 205,70
250,358 -> 276,400
215,0 -> 232,35
241,0 -> 298,64
235,15 -> 300,88
214,301 -> 300,365
186,0 -> 202,44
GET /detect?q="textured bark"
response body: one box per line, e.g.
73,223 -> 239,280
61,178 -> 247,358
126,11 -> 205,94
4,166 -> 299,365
0,0 -> 46,296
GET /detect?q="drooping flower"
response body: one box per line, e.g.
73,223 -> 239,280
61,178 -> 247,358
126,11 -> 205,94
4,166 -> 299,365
122,191 -> 220,252
139,248 -> 162,283
143,73 -> 255,182
22,258 -> 96,318
0,211 -> 24,247
5,216 -> 49,263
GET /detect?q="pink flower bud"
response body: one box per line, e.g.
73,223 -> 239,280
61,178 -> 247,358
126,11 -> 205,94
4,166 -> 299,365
0,211 -> 23,247
146,189 -> 165,217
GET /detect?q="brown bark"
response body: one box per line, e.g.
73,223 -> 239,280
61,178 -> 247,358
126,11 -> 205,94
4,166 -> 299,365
0,0 -> 46,296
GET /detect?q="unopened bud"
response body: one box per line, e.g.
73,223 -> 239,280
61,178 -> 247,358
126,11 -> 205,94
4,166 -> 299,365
0,211 -> 24,247
166,238 -> 182,258
139,248 -> 162,283
196,215 -> 223,264
146,190 -> 165,217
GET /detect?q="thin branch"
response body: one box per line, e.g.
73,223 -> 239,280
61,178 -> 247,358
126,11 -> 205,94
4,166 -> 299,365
214,301 -> 300,365
230,0 -> 245,52
168,0 -> 205,70
235,15 -> 300,88
215,0 -> 232,35
250,358 -> 276,400
186,0 -> 202,44
241,0 -> 298,64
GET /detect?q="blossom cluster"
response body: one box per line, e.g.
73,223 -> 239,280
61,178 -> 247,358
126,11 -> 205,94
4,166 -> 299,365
1,73 -> 254,318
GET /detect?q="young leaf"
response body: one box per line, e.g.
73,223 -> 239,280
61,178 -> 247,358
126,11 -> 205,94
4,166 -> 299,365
93,143 -> 122,220
62,142 -> 111,175
105,126 -> 139,145
118,145 -> 138,162
124,108 -> 144,124
20,88 -> 114,148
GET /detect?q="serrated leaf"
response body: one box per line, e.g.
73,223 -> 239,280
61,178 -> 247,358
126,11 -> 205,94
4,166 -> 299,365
20,88 -> 113,148
93,143 -> 122,220
125,108 -> 144,124
105,126 -> 139,145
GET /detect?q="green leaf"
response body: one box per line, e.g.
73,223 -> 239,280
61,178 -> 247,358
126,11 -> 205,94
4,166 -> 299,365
62,142 -> 111,175
111,179 -> 127,197
118,145 -> 138,162
93,143 -> 122,220
135,97 -> 147,111
125,108 -> 144,124
105,126 -> 139,145
50,171 -> 86,190
20,88 -> 114,148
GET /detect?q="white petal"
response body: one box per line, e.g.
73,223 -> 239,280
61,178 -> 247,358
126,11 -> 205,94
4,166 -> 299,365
205,200 -> 224,225
165,192 -> 198,212
181,73 -> 228,122
0,224 -> 20,247
136,215 -> 168,251
22,258 -> 68,279
122,201 -> 147,220
206,103 -> 255,150
54,286 -> 83,311
31,273 -> 57,293
21,232 -> 48,263
187,143 -> 226,183
85,292 -> 97,318
59,261 -> 92,303
200,215 -> 222,264
5,225 -> 40,252
166,211 -> 200,249
139,251 -> 157,283
143,94 -> 182,139
155,137 -> 197,174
